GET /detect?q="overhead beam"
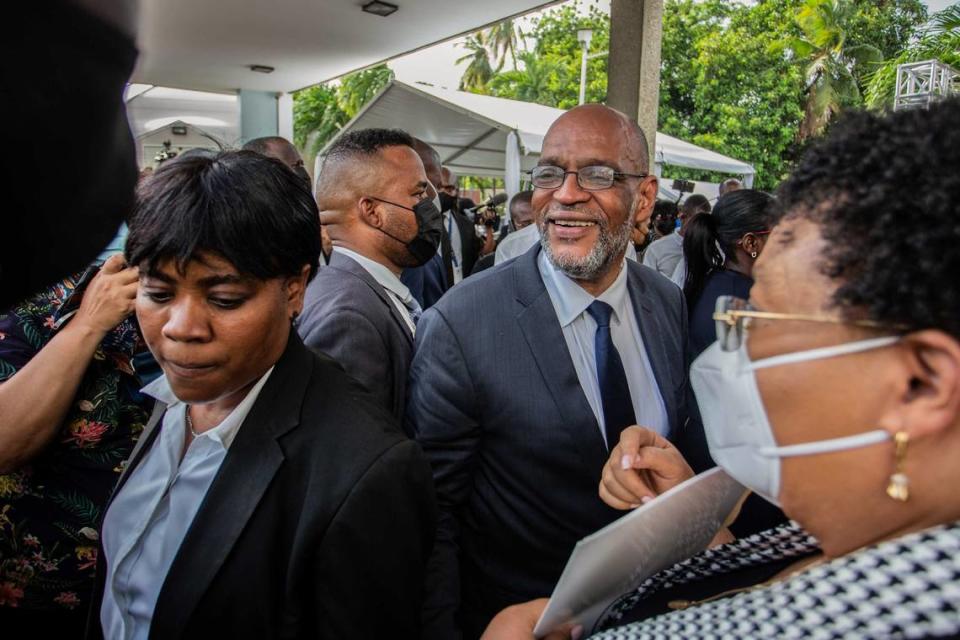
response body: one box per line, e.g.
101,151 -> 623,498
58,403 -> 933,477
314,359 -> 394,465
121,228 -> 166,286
442,127 -> 501,164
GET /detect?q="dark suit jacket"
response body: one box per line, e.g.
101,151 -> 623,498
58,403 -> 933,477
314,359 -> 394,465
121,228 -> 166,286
406,245 -> 703,638
299,251 -> 414,422
401,253 -> 448,309
87,333 -> 436,639
449,211 -> 484,278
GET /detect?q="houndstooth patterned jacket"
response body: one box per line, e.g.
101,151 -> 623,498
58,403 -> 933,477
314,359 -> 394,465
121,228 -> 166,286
591,520 -> 960,639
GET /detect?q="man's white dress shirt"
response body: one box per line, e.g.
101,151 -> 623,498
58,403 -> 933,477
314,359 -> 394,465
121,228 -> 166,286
537,252 -> 669,447
335,247 -> 421,335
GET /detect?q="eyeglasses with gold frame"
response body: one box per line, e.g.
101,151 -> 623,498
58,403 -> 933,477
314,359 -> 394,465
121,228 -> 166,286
712,295 -> 901,351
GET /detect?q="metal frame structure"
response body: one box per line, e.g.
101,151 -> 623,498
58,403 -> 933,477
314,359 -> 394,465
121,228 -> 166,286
894,59 -> 960,111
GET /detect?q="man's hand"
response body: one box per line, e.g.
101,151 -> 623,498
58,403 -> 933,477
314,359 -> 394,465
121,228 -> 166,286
481,599 -> 581,640
599,426 -> 695,510
73,254 -> 139,336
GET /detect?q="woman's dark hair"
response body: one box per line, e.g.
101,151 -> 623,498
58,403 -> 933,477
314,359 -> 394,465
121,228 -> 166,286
126,150 -> 321,281
682,189 -> 774,307
775,97 -> 960,336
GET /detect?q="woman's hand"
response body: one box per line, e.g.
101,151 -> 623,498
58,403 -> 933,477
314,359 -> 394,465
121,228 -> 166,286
599,426 -> 695,509
481,599 -> 581,640
73,254 -> 139,336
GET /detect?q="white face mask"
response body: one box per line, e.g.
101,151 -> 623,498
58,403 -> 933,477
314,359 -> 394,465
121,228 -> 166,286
689,335 -> 900,506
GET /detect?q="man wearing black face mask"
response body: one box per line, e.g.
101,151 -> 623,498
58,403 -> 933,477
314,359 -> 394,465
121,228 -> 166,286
242,136 -> 312,186
437,166 -> 494,284
298,129 -> 441,422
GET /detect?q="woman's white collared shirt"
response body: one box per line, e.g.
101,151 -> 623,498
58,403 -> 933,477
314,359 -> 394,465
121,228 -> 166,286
100,367 -> 273,640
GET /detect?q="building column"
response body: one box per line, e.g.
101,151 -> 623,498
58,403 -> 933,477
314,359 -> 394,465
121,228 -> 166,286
605,0 -> 664,167
278,93 -> 295,142
238,89 -> 279,143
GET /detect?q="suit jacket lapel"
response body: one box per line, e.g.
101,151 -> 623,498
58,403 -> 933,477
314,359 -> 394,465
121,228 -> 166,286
330,251 -> 414,344
626,266 -> 680,434
150,334 -> 314,638
513,246 -> 609,475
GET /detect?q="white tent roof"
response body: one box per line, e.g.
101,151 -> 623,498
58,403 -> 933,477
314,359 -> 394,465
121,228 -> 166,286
135,0 -> 559,93
323,80 -> 756,186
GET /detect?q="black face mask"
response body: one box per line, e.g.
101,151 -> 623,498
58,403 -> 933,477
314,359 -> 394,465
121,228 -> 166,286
369,196 -> 443,266
438,192 -> 459,214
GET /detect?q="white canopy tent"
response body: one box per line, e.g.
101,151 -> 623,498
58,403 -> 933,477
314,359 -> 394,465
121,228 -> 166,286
319,80 -> 756,198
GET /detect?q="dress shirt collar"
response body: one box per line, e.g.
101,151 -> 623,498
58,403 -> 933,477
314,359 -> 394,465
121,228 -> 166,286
538,250 -> 630,328
334,247 -> 416,306
141,366 -> 275,449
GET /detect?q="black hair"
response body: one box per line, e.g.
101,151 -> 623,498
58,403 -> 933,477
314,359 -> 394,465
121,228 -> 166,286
242,136 -> 293,155
509,190 -> 534,215
776,98 -> 960,336
652,199 -> 679,236
681,193 -> 712,216
126,150 -> 321,282
327,128 -> 415,160
682,189 -> 774,308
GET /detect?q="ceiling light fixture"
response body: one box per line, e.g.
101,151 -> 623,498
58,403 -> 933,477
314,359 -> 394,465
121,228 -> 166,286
362,1 -> 399,17
249,64 -> 275,74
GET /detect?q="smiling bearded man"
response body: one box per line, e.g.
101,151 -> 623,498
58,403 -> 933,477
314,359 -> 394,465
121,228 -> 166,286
406,104 -> 708,640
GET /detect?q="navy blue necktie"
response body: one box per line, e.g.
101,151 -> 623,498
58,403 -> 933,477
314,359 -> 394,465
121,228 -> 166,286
587,300 -> 637,450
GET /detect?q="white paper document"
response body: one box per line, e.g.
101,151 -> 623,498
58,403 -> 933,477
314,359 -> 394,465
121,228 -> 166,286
534,468 -> 747,637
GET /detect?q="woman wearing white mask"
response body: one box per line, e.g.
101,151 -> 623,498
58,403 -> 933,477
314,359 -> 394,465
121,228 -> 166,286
482,99 -> 960,639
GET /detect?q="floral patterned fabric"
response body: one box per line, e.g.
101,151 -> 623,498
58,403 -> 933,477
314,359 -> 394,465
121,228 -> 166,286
0,268 -> 151,612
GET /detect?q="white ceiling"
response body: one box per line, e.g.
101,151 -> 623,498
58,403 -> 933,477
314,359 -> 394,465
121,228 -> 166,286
133,0 -> 558,94
126,87 -> 241,144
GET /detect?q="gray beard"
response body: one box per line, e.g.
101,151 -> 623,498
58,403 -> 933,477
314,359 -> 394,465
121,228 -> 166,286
539,213 -> 633,281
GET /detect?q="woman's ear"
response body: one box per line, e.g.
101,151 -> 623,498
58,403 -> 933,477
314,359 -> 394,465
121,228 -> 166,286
741,233 -> 764,257
880,330 -> 960,441
285,264 -> 312,319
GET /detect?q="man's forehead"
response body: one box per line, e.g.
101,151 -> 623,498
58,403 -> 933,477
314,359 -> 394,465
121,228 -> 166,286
542,113 -> 632,167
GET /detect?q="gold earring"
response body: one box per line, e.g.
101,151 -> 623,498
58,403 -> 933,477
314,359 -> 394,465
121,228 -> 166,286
886,431 -> 910,501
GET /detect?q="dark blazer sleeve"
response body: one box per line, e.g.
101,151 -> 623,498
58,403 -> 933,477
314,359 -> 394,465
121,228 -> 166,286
314,438 -> 437,638
405,307 -> 481,639
299,306 -> 392,411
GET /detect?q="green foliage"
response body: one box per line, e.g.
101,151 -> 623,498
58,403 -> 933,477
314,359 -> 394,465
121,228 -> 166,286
657,0 -> 925,187
659,0 -> 806,189
292,84 -> 343,151
337,65 -> 394,118
291,65 -> 393,159
788,0 -> 884,138
865,5 -> 960,108
457,33 -> 496,91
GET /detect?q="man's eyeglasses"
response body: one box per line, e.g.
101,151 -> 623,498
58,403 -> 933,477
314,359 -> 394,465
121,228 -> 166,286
712,296 -> 901,351
528,165 -> 647,191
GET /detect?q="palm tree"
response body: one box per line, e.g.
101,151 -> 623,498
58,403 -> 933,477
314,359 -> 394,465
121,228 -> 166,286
865,5 -> 960,108
486,19 -> 523,71
789,0 -> 882,139
457,33 -> 495,92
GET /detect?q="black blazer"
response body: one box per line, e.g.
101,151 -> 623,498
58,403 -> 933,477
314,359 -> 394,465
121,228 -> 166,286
450,210 -> 484,278
88,334 -> 436,639
298,251 -> 414,422
406,245 -> 703,638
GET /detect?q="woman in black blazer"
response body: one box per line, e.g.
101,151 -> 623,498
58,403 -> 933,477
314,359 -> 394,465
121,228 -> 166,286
88,150 -> 436,639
